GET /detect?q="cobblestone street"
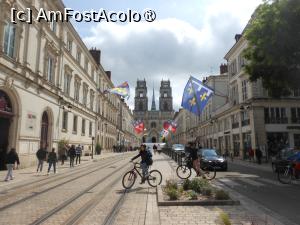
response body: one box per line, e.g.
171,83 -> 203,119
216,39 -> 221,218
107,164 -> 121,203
0,151 -> 291,225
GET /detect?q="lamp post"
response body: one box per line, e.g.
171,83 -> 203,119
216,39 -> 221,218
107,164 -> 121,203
91,136 -> 95,159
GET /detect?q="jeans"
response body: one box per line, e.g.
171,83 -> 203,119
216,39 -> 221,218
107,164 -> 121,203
5,164 -> 14,181
70,157 -> 75,167
75,155 -> 81,164
141,162 -> 149,178
37,160 -> 44,172
48,162 -> 56,173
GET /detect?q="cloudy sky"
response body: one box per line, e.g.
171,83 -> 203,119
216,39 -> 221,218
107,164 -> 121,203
64,0 -> 263,110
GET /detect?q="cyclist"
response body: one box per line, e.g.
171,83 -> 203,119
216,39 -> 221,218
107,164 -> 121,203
187,142 -> 201,176
131,144 -> 152,184
287,149 -> 300,179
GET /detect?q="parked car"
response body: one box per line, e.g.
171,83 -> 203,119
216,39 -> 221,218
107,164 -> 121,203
198,149 -> 228,171
172,144 -> 185,154
271,148 -> 296,172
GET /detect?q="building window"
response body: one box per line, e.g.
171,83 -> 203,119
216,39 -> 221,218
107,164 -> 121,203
76,49 -> 81,63
50,21 -> 56,33
241,111 -> 250,126
293,89 -> 300,97
265,107 -> 288,124
294,134 -> 300,149
74,79 -> 80,102
83,84 -> 88,106
163,92 -> 168,98
151,122 -> 156,128
82,119 -> 86,135
291,108 -> 300,124
3,22 -> 16,58
231,113 -> 239,129
242,80 -> 248,101
84,58 -> 88,71
90,90 -> 95,111
89,121 -> 93,136
62,111 -> 68,131
139,92 -> 143,97
46,56 -> 55,83
67,38 -> 73,52
73,115 -> 78,133
229,59 -> 237,76
64,73 -> 71,96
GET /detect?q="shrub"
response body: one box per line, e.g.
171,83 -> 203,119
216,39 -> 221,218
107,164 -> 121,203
215,190 -> 230,200
202,187 -> 213,197
190,179 -> 202,193
178,186 -> 184,194
166,188 -> 179,201
219,212 -> 231,225
183,179 -> 191,191
166,179 -> 178,190
188,190 -> 198,200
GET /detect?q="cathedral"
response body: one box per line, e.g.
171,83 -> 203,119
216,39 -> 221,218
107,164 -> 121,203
133,79 -> 174,143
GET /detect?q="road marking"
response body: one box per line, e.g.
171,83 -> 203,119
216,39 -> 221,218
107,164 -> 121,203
219,178 -> 240,187
258,178 -> 286,187
240,178 -> 265,187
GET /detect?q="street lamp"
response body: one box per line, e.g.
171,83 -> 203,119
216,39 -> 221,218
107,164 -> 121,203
91,136 -> 95,159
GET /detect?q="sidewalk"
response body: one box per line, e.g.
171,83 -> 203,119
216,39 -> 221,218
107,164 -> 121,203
229,158 -> 273,172
0,151 -> 129,190
145,153 -> 285,225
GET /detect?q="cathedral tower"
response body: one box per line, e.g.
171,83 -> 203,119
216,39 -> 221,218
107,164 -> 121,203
159,80 -> 173,112
134,79 -> 148,112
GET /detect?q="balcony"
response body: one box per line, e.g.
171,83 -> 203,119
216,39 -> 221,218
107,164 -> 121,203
232,122 -> 239,129
291,117 -> 300,124
241,119 -> 250,127
265,117 -> 288,124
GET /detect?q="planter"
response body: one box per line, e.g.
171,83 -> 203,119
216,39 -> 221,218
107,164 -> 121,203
157,185 -> 240,206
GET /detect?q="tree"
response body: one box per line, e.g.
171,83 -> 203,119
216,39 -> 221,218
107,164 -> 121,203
244,0 -> 300,97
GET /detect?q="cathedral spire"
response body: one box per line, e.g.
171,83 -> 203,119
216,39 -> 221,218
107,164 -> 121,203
151,88 -> 156,111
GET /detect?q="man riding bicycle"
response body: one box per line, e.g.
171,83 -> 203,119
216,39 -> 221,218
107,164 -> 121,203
287,149 -> 300,178
131,144 -> 152,184
186,142 -> 201,176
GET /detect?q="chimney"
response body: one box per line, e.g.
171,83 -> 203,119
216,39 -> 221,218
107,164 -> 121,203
220,63 -> 228,74
105,71 -> 111,80
235,34 -> 242,42
89,48 -> 101,65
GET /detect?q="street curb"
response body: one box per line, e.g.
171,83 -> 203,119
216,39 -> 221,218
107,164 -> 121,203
156,185 -> 240,206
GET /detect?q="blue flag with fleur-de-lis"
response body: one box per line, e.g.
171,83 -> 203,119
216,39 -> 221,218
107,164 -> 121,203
181,76 -> 214,116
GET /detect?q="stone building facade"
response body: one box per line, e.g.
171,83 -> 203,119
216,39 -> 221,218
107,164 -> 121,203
133,79 -> 174,143
0,0 -> 137,169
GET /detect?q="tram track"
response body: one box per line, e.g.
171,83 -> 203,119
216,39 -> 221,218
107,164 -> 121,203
29,160 -> 131,225
0,156 -> 127,212
0,154 -> 123,199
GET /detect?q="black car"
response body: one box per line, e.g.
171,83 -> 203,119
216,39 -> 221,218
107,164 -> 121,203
198,149 -> 228,171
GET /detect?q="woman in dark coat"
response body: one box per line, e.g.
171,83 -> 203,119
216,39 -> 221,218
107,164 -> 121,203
4,148 -> 20,181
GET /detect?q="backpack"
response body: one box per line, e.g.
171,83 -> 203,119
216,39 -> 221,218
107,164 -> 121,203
146,150 -> 153,166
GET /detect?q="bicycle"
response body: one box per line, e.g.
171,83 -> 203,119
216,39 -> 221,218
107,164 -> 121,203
277,162 -> 300,184
122,162 -> 162,189
176,157 -> 216,180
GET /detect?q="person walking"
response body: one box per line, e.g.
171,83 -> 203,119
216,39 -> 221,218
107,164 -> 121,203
75,145 -> 82,165
4,148 -> 20,182
69,145 -> 76,168
36,145 -> 48,173
59,144 -> 68,165
153,144 -> 157,155
47,148 -> 58,175
256,148 -> 263,164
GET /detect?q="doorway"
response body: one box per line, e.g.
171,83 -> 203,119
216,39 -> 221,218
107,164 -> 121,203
152,137 -> 157,143
0,90 -> 13,170
40,112 -> 49,149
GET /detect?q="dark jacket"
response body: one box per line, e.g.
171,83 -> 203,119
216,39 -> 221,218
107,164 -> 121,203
132,150 -> 148,163
5,151 -> 20,164
189,147 -> 198,160
68,146 -> 76,158
47,152 -> 58,163
36,148 -> 47,160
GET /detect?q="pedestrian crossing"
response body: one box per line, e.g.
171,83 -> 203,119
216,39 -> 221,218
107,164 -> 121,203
218,177 -> 287,188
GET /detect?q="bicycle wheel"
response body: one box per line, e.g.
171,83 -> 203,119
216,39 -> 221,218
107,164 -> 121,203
122,171 -> 136,189
277,166 -> 292,184
201,166 -> 216,180
147,170 -> 162,187
176,165 -> 192,179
